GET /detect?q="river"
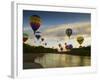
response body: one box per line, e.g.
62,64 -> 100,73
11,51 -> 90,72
34,53 -> 91,68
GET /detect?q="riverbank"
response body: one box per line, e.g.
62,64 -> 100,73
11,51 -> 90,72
57,47 -> 90,56
23,43 -> 90,56
23,53 -> 44,69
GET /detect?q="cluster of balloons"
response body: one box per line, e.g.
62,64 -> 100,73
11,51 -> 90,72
58,42 -> 73,52
58,43 -> 63,51
65,28 -> 84,48
30,15 -> 42,40
29,15 -> 48,47
23,15 -> 43,44
41,38 -> 47,46
65,44 -> 73,50
26,15 -> 85,48
65,28 -> 73,49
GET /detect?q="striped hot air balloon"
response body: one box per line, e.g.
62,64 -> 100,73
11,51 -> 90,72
29,15 -> 41,33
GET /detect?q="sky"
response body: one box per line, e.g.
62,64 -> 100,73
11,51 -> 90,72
23,10 -> 91,50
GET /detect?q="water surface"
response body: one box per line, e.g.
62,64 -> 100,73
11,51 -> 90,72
35,53 -> 91,68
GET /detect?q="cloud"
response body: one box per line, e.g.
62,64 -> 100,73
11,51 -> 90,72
23,26 -> 35,39
42,22 -> 91,40
24,21 -> 91,47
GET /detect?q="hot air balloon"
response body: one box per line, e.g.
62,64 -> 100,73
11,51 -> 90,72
23,33 -> 28,43
66,28 -> 72,38
29,15 -> 41,33
58,43 -> 61,48
65,44 -> 73,50
60,47 -> 63,52
65,42 -> 67,46
77,36 -> 84,47
45,43 -> 47,46
41,38 -> 44,42
68,44 -> 73,49
34,31 -> 41,40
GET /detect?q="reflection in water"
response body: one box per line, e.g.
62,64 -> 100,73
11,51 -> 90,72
35,53 -> 91,68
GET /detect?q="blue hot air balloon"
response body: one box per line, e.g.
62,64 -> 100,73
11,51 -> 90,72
34,31 -> 41,40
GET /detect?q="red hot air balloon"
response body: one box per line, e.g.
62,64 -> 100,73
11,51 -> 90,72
23,33 -> 28,43
29,15 -> 41,33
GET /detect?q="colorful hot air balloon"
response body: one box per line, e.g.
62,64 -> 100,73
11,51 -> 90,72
68,44 -> 73,49
23,33 -> 28,43
34,31 -> 41,40
65,44 -> 73,50
77,36 -> 84,47
66,28 -> 72,38
29,15 -> 41,33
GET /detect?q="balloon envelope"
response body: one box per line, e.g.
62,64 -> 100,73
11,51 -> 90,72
30,15 -> 41,33
60,47 -> 63,51
65,44 -> 73,49
77,36 -> 84,45
58,43 -> 61,47
65,42 -> 67,45
66,28 -> 72,38
68,44 -> 73,49
41,38 -> 44,42
35,31 -> 41,40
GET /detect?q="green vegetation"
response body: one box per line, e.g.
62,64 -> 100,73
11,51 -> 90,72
23,43 -> 90,56
23,43 -> 58,53
67,46 -> 91,56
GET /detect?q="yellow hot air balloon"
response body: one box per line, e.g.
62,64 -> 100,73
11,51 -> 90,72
77,36 -> 84,47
